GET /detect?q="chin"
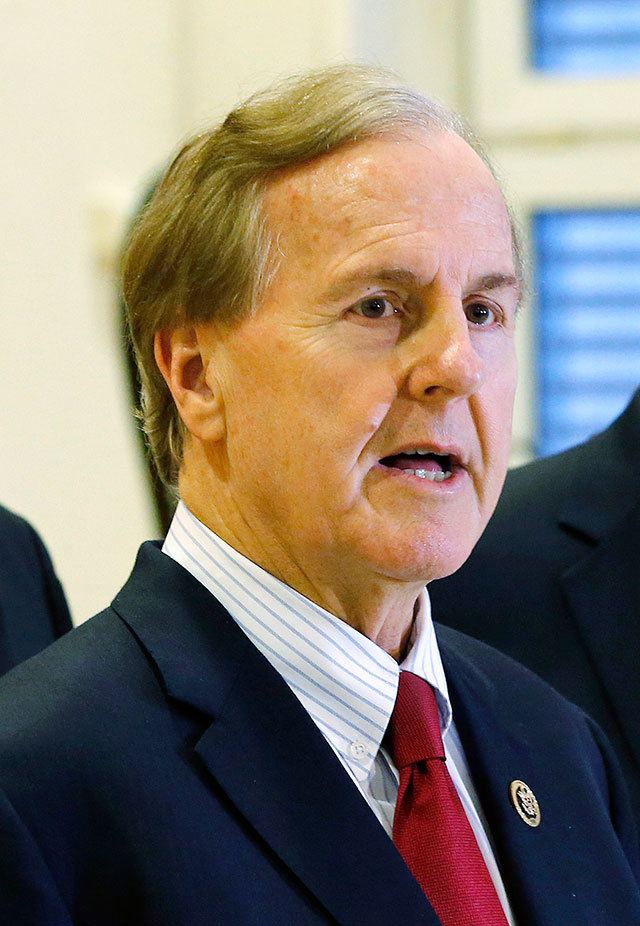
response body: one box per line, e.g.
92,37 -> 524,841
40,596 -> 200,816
360,530 -> 476,585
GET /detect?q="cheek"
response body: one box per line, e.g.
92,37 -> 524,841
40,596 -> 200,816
475,352 -> 517,481
297,350 -> 398,443
366,400 -> 394,434
225,325 -> 400,468
499,359 -> 518,449
487,343 -> 518,435
482,382 -> 517,509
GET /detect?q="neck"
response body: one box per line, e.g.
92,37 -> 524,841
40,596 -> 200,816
179,485 -> 423,662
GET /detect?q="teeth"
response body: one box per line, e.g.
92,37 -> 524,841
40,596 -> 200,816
408,469 -> 451,482
404,449 -> 452,459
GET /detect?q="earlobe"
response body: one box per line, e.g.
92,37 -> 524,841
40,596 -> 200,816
153,327 -> 225,443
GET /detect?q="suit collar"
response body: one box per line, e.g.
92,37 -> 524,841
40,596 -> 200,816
112,542 -> 440,926
557,388 -> 640,540
112,541 -> 253,716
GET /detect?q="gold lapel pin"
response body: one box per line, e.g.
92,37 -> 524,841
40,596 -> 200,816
509,779 -> 541,827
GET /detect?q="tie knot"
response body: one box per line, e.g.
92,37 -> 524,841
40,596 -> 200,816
386,671 -> 445,768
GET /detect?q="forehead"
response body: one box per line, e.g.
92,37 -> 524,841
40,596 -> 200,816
263,129 -> 514,280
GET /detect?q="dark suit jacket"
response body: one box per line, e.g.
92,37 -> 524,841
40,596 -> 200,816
0,542 -> 638,925
0,504 -> 72,676
429,388 -> 640,825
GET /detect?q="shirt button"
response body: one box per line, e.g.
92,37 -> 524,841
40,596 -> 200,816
350,741 -> 367,760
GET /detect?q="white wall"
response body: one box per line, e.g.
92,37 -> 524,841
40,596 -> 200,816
1,1 -> 182,622
174,0 -> 463,127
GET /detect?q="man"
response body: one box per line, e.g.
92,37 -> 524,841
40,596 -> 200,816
0,503 -> 72,675
430,387 -> 640,823
0,66 -> 638,925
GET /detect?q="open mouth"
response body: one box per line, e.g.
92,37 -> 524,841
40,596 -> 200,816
379,449 -> 456,483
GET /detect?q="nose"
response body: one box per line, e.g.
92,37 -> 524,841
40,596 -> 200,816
403,299 -> 484,402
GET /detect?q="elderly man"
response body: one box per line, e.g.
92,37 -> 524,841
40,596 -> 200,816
0,66 -> 638,926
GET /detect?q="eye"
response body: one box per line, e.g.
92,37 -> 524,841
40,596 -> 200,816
352,295 -> 399,320
465,301 -> 498,327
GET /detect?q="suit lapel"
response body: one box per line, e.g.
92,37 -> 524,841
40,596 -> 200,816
438,637 -> 543,922
552,394 -> 640,771
113,543 -> 439,926
194,645 -> 442,926
438,631 -> 616,926
559,499 -> 640,769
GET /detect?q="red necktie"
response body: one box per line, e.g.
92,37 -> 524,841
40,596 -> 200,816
386,671 -> 509,926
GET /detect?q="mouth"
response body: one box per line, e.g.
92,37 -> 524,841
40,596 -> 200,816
378,448 -> 463,483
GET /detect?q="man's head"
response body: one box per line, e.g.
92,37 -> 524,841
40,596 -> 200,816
123,65 -> 518,486
123,65 -> 521,588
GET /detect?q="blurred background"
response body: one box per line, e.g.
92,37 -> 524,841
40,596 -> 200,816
2,0 -> 639,622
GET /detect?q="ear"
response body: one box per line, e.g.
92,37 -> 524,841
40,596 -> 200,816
154,325 -> 225,443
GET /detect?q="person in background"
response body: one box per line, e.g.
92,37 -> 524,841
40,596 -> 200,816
430,386 -> 640,825
0,66 -> 638,925
0,503 -> 72,676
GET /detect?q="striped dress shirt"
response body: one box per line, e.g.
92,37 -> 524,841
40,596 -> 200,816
163,501 -> 514,923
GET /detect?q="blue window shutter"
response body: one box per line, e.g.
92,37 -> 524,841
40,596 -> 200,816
530,0 -> 640,75
533,210 -> 640,456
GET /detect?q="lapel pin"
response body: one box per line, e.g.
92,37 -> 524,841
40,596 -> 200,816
509,779 -> 541,827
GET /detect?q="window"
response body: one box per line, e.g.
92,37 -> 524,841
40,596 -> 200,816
465,0 -> 640,462
531,0 -> 640,75
466,0 -> 640,136
534,209 -> 640,455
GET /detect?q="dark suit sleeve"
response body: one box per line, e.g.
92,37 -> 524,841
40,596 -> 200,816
25,522 -> 73,640
0,789 -> 72,925
0,509 -> 73,675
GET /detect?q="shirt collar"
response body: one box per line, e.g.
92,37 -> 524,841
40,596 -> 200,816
162,501 -> 453,783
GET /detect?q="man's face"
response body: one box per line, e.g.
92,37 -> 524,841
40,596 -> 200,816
198,130 -> 519,586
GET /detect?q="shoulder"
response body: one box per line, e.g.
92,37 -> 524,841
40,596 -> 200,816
498,437 -> 596,519
436,624 -> 617,795
437,623 -> 640,869
0,503 -> 42,552
501,389 -> 640,518
436,622 -> 563,698
467,424 -> 612,553
0,504 -> 72,645
0,503 -> 62,586
436,622 -> 600,740
0,607 -> 161,772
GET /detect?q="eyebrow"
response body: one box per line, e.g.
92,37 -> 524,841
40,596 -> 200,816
471,272 -> 521,292
470,272 -> 522,299
324,268 -> 419,303
324,267 -> 522,302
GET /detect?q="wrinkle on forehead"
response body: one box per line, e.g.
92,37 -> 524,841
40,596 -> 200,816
264,130 -> 511,271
